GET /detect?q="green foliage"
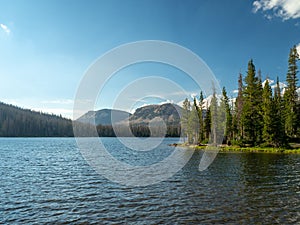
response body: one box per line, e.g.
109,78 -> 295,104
242,59 -> 263,146
181,46 -> 299,148
233,73 -> 244,141
204,106 -> 211,141
272,77 -> 287,147
221,87 -> 232,144
0,102 -> 73,137
262,79 -> 274,144
181,98 -> 190,142
193,92 -> 205,143
284,45 -> 299,137
188,102 -> 199,144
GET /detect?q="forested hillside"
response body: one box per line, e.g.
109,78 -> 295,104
0,102 -> 73,137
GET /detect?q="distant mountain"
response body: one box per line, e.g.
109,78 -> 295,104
129,103 -> 182,125
0,101 -> 73,137
77,103 -> 182,126
76,103 -> 182,137
76,109 -> 131,125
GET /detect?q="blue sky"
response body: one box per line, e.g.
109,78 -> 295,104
0,0 -> 299,118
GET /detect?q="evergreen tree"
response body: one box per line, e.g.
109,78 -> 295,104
256,69 -> 264,143
284,45 -> 299,138
210,84 -> 224,145
198,91 -> 205,143
188,101 -> 199,144
273,77 -> 286,146
193,97 -> 201,143
262,79 -> 274,145
233,73 -> 244,142
193,91 -> 205,143
204,104 -> 211,141
242,60 -> 263,146
181,98 -> 190,142
221,87 -> 232,144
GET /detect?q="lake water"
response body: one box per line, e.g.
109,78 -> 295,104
0,138 -> 299,224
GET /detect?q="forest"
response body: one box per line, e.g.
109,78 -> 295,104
97,124 -> 180,137
181,46 -> 300,148
0,102 -> 74,137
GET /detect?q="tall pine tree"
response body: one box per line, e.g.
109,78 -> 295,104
242,60 -> 263,146
221,87 -> 232,144
194,91 -> 205,143
273,77 -> 286,146
233,73 -> 244,142
181,98 -> 190,142
204,104 -> 211,142
284,45 -> 299,138
262,79 -> 274,145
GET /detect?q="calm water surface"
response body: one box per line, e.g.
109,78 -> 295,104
0,138 -> 299,224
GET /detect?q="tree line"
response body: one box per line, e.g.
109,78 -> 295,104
181,46 -> 300,147
0,102 -> 74,137
0,100 -> 182,137
96,124 -> 181,137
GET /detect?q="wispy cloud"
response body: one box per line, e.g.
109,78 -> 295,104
41,99 -> 74,105
0,23 -> 10,35
253,0 -> 300,20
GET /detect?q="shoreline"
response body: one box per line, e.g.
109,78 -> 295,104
173,143 -> 300,154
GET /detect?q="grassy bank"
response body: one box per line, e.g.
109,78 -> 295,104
176,143 -> 300,154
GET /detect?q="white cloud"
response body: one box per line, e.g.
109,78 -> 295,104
41,99 -> 74,104
0,23 -> 10,35
253,0 -> 300,20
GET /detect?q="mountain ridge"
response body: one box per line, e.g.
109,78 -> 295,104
76,108 -> 131,125
76,103 -> 182,126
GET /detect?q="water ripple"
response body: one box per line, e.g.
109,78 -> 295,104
0,138 -> 299,224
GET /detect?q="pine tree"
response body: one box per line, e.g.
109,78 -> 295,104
193,97 -> 201,144
181,98 -> 190,142
189,101 -> 199,144
284,46 -> 299,138
273,77 -> 286,146
233,73 -> 244,142
262,79 -> 274,145
242,60 -> 263,146
199,91 -> 205,143
210,84 -> 224,145
204,104 -> 211,142
256,69 -> 264,143
221,87 -> 232,144
193,91 -> 205,143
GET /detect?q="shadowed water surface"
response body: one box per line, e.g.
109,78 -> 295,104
0,138 -> 299,224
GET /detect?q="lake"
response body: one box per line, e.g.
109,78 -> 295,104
0,138 -> 299,224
